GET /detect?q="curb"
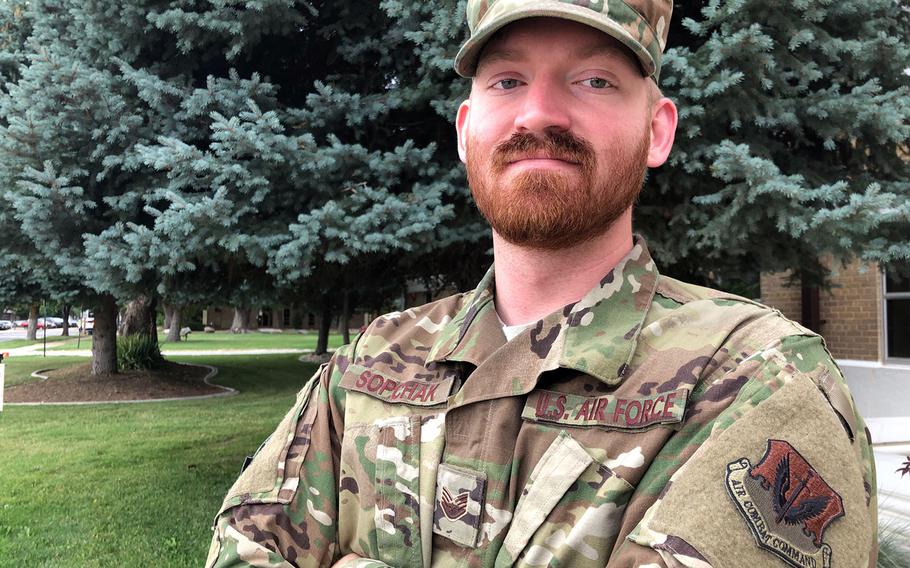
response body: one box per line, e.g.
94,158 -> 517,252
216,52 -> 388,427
4,363 -> 238,407
30,368 -> 53,382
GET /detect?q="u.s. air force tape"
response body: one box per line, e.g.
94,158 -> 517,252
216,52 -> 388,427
522,388 -> 688,430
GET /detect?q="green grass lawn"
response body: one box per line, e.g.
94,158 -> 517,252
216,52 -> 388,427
2,355 -> 89,387
0,338 -> 52,350
49,330 -> 347,352
0,354 -> 317,567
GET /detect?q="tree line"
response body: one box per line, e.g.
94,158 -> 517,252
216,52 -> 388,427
0,0 -> 906,376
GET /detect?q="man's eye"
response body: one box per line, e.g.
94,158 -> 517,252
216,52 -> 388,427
580,77 -> 610,89
493,78 -> 521,90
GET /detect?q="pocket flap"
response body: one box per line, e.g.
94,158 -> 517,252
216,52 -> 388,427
501,431 -> 594,560
215,372 -> 321,519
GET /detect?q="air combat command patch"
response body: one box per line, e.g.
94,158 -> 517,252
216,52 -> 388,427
725,439 -> 845,568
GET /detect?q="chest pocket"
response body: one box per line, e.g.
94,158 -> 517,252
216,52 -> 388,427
338,364 -> 449,568
495,430 -> 635,568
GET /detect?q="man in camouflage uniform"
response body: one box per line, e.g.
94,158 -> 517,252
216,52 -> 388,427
207,1 -> 878,566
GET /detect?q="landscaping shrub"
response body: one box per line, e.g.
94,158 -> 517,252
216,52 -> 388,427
117,334 -> 164,370
878,520 -> 910,568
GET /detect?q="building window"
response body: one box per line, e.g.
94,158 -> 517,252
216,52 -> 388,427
884,268 -> 910,360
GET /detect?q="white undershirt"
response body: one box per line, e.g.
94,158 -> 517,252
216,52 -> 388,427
498,310 -> 534,341
502,322 -> 531,341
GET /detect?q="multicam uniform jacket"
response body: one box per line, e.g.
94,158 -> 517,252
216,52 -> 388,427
207,239 -> 877,568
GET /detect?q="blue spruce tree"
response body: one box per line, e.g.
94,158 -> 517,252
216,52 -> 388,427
640,0 -> 910,290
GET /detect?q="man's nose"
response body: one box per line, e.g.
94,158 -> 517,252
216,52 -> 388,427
513,77 -> 572,134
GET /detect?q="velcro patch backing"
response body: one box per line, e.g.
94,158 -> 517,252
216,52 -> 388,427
631,373 -> 870,568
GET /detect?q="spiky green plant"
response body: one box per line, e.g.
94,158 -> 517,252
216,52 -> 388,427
116,334 -> 164,371
878,519 -> 910,568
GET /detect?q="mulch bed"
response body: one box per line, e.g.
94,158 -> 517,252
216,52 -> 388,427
4,360 -> 222,403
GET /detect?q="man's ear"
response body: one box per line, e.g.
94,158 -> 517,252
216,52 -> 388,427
456,99 -> 471,164
647,96 -> 678,168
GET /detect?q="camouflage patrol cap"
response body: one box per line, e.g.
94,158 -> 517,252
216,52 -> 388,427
455,0 -> 673,82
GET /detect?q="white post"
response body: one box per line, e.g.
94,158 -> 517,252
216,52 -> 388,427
0,354 -> 5,413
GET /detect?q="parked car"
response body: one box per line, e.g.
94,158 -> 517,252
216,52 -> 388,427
46,317 -> 64,328
0,320 -> 13,330
15,320 -> 29,328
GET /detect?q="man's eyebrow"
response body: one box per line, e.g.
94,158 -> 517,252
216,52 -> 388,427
575,44 -> 632,64
475,48 -> 525,76
573,44 -> 642,75
475,44 -> 633,76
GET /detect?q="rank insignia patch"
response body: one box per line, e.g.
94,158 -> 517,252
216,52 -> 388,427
439,487 -> 470,520
726,440 -> 844,568
433,464 -> 486,548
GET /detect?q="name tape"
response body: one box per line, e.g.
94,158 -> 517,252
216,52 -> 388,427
340,368 -> 453,406
522,387 -> 688,430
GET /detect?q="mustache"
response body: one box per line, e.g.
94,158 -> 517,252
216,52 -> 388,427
491,130 -> 595,172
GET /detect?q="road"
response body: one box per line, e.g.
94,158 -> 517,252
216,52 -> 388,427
0,327 -> 82,341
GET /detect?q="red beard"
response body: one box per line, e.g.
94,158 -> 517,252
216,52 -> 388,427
467,127 -> 650,250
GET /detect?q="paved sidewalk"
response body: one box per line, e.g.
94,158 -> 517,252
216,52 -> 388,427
2,342 -> 311,357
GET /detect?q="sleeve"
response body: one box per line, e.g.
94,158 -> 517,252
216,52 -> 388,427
609,334 -> 877,568
205,346 -> 352,568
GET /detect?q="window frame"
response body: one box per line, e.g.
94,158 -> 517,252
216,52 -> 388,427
883,268 -> 910,363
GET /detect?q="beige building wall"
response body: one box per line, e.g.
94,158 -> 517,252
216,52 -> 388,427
760,261 -> 883,361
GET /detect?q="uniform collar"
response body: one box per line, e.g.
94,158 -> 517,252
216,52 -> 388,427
427,237 -> 660,388
426,265 -> 500,366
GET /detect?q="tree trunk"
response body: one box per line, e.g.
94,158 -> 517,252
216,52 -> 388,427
163,303 -> 174,331
424,277 -> 434,304
231,306 -> 252,333
91,294 -> 118,375
26,302 -> 39,340
338,290 -> 351,344
60,304 -> 71,337
118,295 -> 159,341
316,294 -> 332,355
165,307 -> 183,342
